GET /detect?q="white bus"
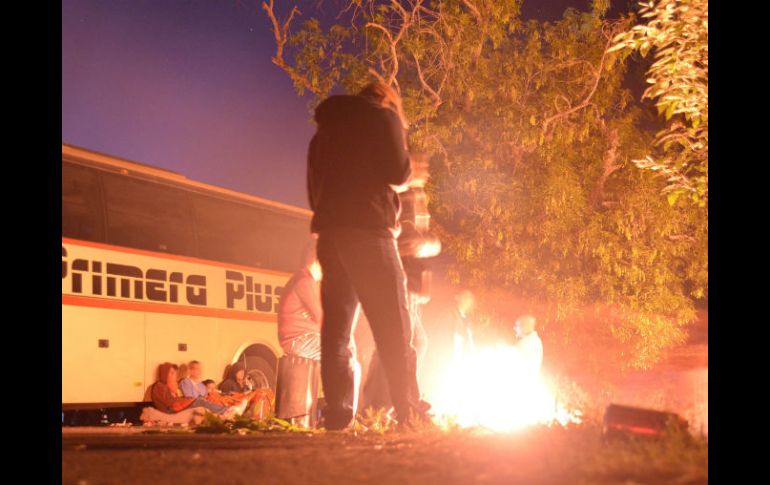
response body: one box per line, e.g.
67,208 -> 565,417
62,143 -> 312,420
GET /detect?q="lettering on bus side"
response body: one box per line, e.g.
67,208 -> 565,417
226,270 -> 283,313
62,246 -> 208,306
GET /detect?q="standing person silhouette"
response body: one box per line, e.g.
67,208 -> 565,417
361,157 -> 438,414
307,81 -> 428,430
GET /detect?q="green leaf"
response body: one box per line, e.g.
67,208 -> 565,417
271,0 -> 708,374
665,103 -> 676,120
667,192 -> 680,206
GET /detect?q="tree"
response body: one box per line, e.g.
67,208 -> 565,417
608,0 -> 708,206
261,0 -> 707,371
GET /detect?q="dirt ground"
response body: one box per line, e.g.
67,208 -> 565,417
62,426 -> 707,485
62,341 -> 708,485
63,292 -> 708,485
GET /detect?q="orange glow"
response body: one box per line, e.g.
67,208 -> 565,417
430,343 -> 582,432
416,239 -> 442,258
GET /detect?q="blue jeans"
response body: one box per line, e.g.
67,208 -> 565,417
362,292 -> 428,410
317,227 -> 421,428
190,397 -> 228,415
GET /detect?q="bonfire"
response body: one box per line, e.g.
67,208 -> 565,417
430,341 -> 582,432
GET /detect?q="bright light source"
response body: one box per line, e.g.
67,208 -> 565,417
430,342 -> 582,432
416,239 -> 442,258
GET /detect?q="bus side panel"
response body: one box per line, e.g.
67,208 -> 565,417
144,314 -> 223,391
62,305 -> 146,403
143,316 -> 281,390
62,238 -> 288,402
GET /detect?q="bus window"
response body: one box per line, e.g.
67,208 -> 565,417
102,173 -> 196,256
62,162 -> 105,242
192,196 -> 273,269
260,213 -> 312,273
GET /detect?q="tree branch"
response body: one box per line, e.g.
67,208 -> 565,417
261,0 -> 322,96
461,0 -> 485,62
541,31 -> 616,138
363,1 -> 421,85
461,0 -> 482,23
591,122 -> 621,209
365,21 -> 400,84
411,51 -> 442,107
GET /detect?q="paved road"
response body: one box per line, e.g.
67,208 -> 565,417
62,426 -> 707,485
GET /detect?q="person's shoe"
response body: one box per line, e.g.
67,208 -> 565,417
320,414 -> 354,431
322,419 -> 354,431
319,405 -> 356,431
416,400 -> 432,414
232,398 -> 250,416
395,402 -> 435,432
223,398 -> 249,419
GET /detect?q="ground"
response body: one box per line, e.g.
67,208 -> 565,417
62,425 -> 707,485
63,308 -> 708,485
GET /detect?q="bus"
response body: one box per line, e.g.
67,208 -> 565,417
62,143 -> 312,419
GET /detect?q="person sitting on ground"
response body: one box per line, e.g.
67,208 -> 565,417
203,378 -> 238,407
219,363 -> 252,395
152,362 -> 246,417
217,363 -> 276,419
179,360 -> 208,399
203,379 -> 218,396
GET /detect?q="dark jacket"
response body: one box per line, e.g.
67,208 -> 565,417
307,95 -> 411,237
219,363 -> 248,395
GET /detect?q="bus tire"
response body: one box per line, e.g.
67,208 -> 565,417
245,355 -> 276,391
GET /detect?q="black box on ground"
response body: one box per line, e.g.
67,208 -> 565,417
603,403 -> 689,440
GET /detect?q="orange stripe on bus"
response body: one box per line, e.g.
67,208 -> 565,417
62,294 -> 277,323
61,237 -> 292,277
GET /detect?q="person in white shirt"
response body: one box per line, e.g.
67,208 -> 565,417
452,290 -> 476,358
513,314 -> 543,376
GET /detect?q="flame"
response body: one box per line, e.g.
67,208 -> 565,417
415,238 -> 442,258
429,343 -> 582,432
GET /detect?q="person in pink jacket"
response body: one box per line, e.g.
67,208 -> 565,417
278,242 -> 323,360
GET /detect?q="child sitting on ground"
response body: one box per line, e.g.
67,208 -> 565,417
203,380 -> 219,397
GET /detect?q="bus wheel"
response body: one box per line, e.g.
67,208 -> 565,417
245,355 -> 276,391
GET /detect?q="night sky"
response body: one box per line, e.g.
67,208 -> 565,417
62,0 -> 632,209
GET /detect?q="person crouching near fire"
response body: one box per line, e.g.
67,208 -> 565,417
512,314 -> 543,378
277,241 -> 323,360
